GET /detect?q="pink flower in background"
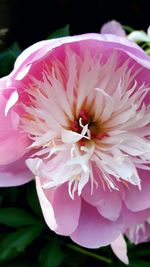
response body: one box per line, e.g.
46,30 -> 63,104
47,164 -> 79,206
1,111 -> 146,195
0,34 -> 150,263
100,20 -> 126,37
101,20 -> 150,42
126,217 -> 150,244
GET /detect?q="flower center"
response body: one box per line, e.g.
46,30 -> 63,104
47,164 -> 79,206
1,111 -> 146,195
22,48 -> 150,198
71,109 -> 108,142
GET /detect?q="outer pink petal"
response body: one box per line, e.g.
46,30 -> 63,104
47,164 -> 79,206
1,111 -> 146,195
111,234 -> 129,265
50,184 -> 81,235
36,180 -> 81,235
71,200 -> 121,248
124,170 -> 150,212
35,177 -> 57,231
126,219 -> 150,244
0,155 -> 33,186
82,180 -> 122,221
117,204 -> 150,231
0,91 -> 30,165
3,33 -> 150,88
100,20 -> 126,37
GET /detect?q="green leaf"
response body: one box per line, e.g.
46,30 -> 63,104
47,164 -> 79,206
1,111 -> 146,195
39,238 -> 64,267
27,181 -> 42,217
0,51 -> 14,76
0,208 -> 39,227
0,42 -> 21,77
0,225 -> 43,262
129,248 -> 150,258
129,260 -> 150,267
145,48 -> 150,55
47,24 -> 70,39
123,25 -> 135,33
8,42 -> 21,59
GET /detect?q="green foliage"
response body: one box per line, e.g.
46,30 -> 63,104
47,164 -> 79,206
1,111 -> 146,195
39,238 -> 64,267
0,208 -> 40,227
0,42 -> 21,77
47,24 -> 70,39
123,25 -> 135,33
0,225 -> 43,262
129,261 -> 150,267
26,181 -> 42,217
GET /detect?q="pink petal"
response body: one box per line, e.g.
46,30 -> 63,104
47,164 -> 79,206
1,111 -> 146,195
49,183 -> 81,235
117,204 -> 150,230
6,33 -> 150,86
96,193 -> 122,221
82,174 -> 122,221
124,169 -> 150,211
36,180 -> 81,235
15,64 -> 32,80
0,126 -> 29,165
5,90 -> 19,116
71,200 -> 121,248
111,234 -> 129,265
126,219 -> 150,244
35,177 -> 57,231
0,92 -> 30,165
0,155 -> 33,186
100,20 -> 126,37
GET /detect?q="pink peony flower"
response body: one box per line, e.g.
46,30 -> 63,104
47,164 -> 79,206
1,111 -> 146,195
100,20 -> 126,37
101,20 -> 150,42
0,34 -> 150,262
126,217 -> 150,244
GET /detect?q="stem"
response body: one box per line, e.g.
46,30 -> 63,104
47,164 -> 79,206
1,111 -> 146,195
67,243 -> 112,264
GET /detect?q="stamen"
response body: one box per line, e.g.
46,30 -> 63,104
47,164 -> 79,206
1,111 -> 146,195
79,117 -> 85,128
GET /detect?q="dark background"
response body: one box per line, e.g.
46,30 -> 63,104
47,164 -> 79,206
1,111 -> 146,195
0,0 -> 150,50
